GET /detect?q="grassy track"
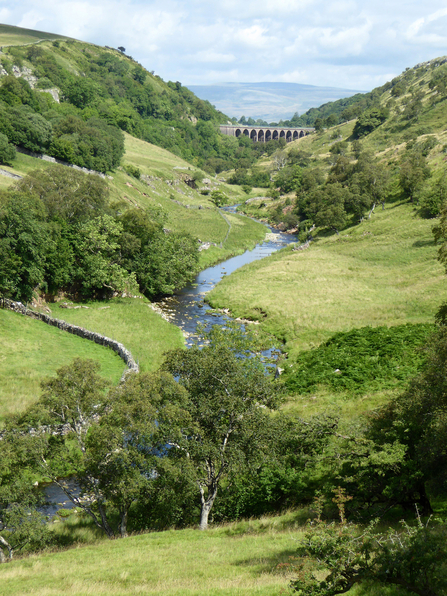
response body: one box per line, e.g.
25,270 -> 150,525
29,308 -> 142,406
0,309 -> 124,422
208,203 -> 446,355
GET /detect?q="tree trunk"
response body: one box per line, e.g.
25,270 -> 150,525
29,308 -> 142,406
199,484 -> 218,530
0,535 -> 13,562
119,509 -> 128,538
97,501 -> 115,538
199,500 -> 214,530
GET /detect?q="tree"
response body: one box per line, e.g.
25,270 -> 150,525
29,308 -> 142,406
25,359 -> 117,537
15,164 -> 110,225
303,183 -> 349,234
352,151 -> 390,211
429,65 -> 447,98
325,114 -> 338,128
399,151 -> 431,202
0,431 -> 51,562
83,371 -> 191,537
74,214 -> 139,296
0,191 -> 48,301
25,360 -> 195,539
314,117 -> 324,133
163,324 -> 282,529
135,231 -> 198,298
352,106 -> 389,138
420,168 -> 447,216
271,149 -> 288,171
210,190 -> 226,207
0,133 -> 15,165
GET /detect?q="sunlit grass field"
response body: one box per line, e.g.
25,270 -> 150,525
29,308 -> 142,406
0,24 -> 69,46
49,297 -> 185,373
208,202 -> 446,356
0,309 -> 125,423
0,509 -> 405,596
0,297 -> 185,422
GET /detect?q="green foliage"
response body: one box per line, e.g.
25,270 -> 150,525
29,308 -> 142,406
163,324 -> 282,529
134,230 -> 199,297
15,164 -> 109,224
0,132 -> 16,165
286,324 -> 434,395
0,190 -> 48,301
212,413 -> 339,522
74,214 -> 139,296
122,163 -> 141,179
429,65 -> 447,98
0,432 -> 51,561
352,106 -> 389,138
0,104 -> 52,152
420,168 -> 447,216
399,150 -> 431,201
292,507 -> 447,596
275,164 -> 303,194
0,165 -> 199,301
210,190 -> 226,207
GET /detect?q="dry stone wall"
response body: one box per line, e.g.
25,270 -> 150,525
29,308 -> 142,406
3,299 -> 139,381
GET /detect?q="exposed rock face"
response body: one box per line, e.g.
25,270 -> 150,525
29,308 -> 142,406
2,299 -> 139,381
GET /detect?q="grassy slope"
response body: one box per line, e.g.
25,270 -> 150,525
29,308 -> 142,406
209,202 -> 445,352
0,24 -> 70,45
48,298 -> 185,373
0,309 -> 125,422
0,516 -> 297,596
118,134 -> 266,263
211,59 -> 447,358
0,135 -> 265,417
0,509 -> 405,596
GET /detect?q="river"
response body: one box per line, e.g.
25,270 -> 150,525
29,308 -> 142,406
153,208 -> 297,348
42,210 -> 297,514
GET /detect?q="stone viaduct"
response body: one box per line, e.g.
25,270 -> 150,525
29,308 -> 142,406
219,124 -> 314,143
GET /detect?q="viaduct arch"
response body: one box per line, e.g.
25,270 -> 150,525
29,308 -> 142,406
219,124 -> 314,143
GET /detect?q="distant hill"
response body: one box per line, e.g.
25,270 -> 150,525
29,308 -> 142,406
186,82 -> 364,122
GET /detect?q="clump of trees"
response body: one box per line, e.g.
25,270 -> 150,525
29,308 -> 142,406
0,325 -> 292,551
0,43 -> 288,175
0,164 -> 198,302
0,74 -> 124,172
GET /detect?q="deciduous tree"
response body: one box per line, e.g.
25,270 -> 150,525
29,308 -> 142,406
163,324 -> 282,529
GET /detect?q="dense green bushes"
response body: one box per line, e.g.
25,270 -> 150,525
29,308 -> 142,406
286,324 -> 435,395
0,164 -> 198,302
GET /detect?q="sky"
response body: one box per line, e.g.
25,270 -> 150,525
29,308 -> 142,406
1,1 -> 447,92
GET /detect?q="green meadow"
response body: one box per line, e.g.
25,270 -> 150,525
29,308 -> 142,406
208,202 -> 446,355
0,309 -> 124,422
0,24 -> 69,46
0,510 -> 405,596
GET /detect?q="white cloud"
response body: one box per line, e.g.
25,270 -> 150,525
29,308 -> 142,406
1,0 -> 447,91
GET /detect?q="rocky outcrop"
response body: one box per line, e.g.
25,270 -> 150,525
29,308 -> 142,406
2,299 -> 139,381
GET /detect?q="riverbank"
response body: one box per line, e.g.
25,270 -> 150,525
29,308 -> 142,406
207,202 -> 445,356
